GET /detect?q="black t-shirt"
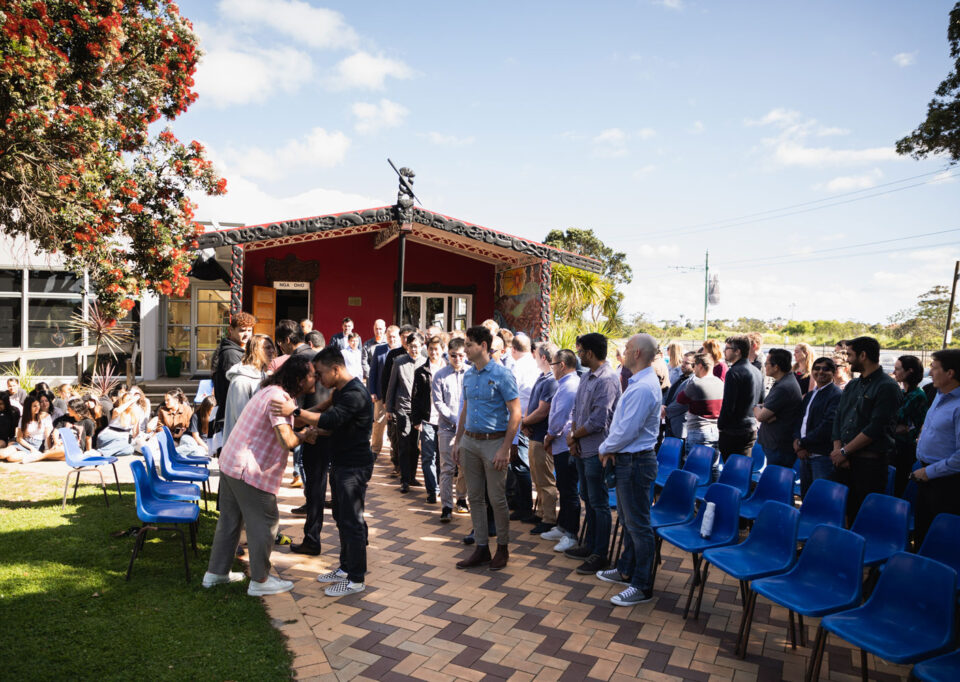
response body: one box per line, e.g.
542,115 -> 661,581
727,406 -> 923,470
77,418 -> 96,446
0,407 -> 19,442
315,378 -> 375,468
187,412 -> 215,439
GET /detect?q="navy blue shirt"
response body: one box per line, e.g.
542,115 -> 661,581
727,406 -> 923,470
525,372 -> 558,442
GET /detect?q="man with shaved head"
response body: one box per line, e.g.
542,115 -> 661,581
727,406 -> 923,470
596,333 -> 662,606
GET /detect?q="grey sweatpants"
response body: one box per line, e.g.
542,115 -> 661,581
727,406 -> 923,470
207,473 -> 280,582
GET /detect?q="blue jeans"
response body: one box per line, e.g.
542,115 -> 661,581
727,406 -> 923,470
615,452 -> 658,590
765,446 -> 796,469
419,423 -> 439,494
575,455 -> 610,556
798,454 -> 834,498
553,450 -> 580,537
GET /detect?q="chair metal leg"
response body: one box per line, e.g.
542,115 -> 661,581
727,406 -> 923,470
608,514 -> 620,564
735,585 -> 753,657
805,625 -> 828,682
189,521 -> 198,556
173,526 -> 191,583
737,590 -> 759,658
798,614 -> 806,647
694,560 -> 710,619
94,468 -> 109,507
72,470 -> 81,501
650,536 -> 663,585
202,480 -> 209,512
788,610 -> 798,649
683,553 -> 702,619
860,649 -> 868,682
125,526 -> 150,581
62,470 -> 75,509
111,462 -> 122,499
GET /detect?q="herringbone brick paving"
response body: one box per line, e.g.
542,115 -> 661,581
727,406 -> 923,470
263,453 -> 911,681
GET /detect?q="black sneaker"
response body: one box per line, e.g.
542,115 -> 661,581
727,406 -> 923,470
290,541 -> 321,556
440,507 -> 452,523
575,553 -> 609,575
563,545 -> 592,560
400,483 -> 410,494
463,530 -> 475,545
410,479 -> 423,487
530,522 -> 555,535
426,492 -> 437,504
521,514 -> 542,525
454,500 -> 469,514
509,510 -> 532,521
290,504 -> 308,515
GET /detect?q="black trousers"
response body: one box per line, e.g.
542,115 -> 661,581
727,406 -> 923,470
396,414 -> 419,485
301,440 -> 330,548
915,471 -> 960,546
331,463 -> 374,583
831,455 -> 887,522
717,430 -> 756,460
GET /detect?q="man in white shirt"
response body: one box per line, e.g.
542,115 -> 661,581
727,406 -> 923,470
509,333 -> 541,523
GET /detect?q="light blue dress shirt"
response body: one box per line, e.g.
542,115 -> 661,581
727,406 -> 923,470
599,366 -> 662,455
547,372 -> 580,454
916,386 -> 960,479
462,360 -> 519,433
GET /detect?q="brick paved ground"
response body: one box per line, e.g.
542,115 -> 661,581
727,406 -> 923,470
262,453 -> 911,682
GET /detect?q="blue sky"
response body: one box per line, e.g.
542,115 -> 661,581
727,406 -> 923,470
177,0 -> 960,324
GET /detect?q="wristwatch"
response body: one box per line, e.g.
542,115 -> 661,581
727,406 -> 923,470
839,447 -> 846,457
292,407 -> 302,418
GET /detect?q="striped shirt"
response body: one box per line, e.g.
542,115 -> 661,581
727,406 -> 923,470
678,374 -> 724,432
219,385 -> 294,495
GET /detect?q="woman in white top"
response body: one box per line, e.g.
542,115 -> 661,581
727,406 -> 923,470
0,396 -> 55,462
222,334 -> 276,448
95,391 -> 140,457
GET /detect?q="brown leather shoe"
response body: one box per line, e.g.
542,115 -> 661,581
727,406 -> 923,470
489,544 -> 509,571
456,545 -> 491,569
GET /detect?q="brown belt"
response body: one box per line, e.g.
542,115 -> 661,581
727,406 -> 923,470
465,430 -> 506,441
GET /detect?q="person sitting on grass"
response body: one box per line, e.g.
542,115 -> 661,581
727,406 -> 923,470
0,392 -> 20,449
179,395 -> 216,458
0,395 -> 54,462
156,389 -> 193,443
95,391 -> 140,457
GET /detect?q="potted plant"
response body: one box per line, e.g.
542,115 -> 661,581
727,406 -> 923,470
162,349 -> 183,378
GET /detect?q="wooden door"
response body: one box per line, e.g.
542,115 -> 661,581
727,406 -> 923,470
252,286 -> 276,337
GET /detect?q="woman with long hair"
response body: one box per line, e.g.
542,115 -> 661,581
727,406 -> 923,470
701,338 -> 727,381
222,334 -> 277,448
156,388 -> 193,443
793,342 -> 815,394
179,395 -> 217,458
666,341 -> 685,384
0,395 -> 54,462
95,391 -> 140,457
892,355 -> 928,497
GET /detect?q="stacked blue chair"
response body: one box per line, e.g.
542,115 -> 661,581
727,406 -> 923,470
742,526 -> 864,659
849,493 -> 910,569
739,465 -> 794,523
59,427 -> 122,509
811,552 -> 956,682
126,460 -> 200,583
654,437 -> 683,489
139,443 -> 202,503
649,469 -> 699,583
918,514 -> 960,585
913,649 -> 960,682
703,501 -> 799,657
160,425 -> 211,467
657,483 -> 742,619
157,432 -> 211,510
791,459 -> 802,498
796,478 -> 848,542
885,465 -> 896,496
697,453 -> 751,501
682,444 -> 715,488
750,442 -> 766,483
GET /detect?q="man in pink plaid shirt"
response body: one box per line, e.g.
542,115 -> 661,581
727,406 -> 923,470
204,354 -> 319,597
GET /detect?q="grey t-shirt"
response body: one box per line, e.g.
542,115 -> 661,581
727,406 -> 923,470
758,372 -> 803,454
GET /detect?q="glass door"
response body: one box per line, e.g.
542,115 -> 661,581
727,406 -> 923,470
194,288 -> 231,373
402,292 -> 472,331
165,287 -> 192,374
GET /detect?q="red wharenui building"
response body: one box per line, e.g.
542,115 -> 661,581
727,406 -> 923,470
194,204 -> 602,347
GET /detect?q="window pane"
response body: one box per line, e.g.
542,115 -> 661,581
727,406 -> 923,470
0,298 -> 22,348
167,301 -> 190,325
197,301 -> 230,326
28,270 -> 82,294
167,325 -> 190,349
31,355 -> 78,377
426,297 -> 445,330
28,297 -> 82,348
197,326 -> 225,349
197,289 -> 230,303
0,269 -> 23,293
196,350 -> 214,372
402,296 -> 421,329
453,296 -> 469,331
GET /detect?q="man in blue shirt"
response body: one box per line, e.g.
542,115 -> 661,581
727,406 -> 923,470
913,348 -> 960,544
453,326 -> 521,571
597,334 -> 662,606
521,342 -> 559,534
542,349 -> 581,552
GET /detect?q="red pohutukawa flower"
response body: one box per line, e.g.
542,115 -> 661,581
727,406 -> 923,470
0,0 -> 225,321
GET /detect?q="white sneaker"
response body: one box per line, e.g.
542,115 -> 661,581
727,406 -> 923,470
540,527 -> 565,541
247,574 -> 294,596
553,535 -> 578,552
202,571 -> 245,588
325,580 -> 365,597
316,568 -> 349,583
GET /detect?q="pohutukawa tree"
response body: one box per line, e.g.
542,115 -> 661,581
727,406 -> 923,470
0,0 -> 225,320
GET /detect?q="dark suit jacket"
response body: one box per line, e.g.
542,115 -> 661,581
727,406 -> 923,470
793,382 -> 842,455
410,363 -> 436,427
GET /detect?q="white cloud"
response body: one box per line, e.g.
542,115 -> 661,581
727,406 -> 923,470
219,0 -> 358,49
892,51 -> 918,67
747,108 -> 899,168
591,127 -> 655,157
932,170 -> 957,184
220,127 -> 351,180
192,175 -> 385,226
689,120 -> 705,134
634,244 -> 680,258
328,51 -> 414,90
352,99 -> 408,134
815,168 -> 883,192
194,44 -> 314,107
421,132 -> 476,147
633,165 -> 657,178
652,0 -> 684,9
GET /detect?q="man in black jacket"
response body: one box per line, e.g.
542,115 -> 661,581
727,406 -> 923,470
380,324 -> 417,476
717,335 -> 764,460
410,336 -> 447,504
211,312 -> 255,435
272,346 -> 375,597
793,357 -> 842,497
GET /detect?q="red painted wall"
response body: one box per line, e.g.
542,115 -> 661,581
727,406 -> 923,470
242,234 -> 495,339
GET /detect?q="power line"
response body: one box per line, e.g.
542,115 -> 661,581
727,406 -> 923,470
718,241 -> 960,272
627,167 -> 959,240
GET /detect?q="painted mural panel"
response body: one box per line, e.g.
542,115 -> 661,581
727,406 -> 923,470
495,263 -> 547,339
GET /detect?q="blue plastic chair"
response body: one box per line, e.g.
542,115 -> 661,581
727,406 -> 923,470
654,437 -> 683,488
739,465 -> 795,522
791,459 -> 802,497
918,514 -> 960,580
885,464 -> 896,496
750,442 -> 766,483
697,453 -> 751,501
813,552 -> 956,682
912,648 -> 960,682
704,501 -> 799,656
849,493 -> 910,568
796,478 -> 848,542
743,526 -> 865,659
650,469 -> 699,583
157,433 -> 210,510
126,460 -> 200,583
139,442 -> 202,503
59,427 -> 121,509
681,444 -> 715,487
657,483 -> 742,619
160,425 -> 210,467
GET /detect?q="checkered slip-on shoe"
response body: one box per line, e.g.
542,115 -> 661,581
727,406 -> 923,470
316,568 -> 349,583
324,580 -> 365,597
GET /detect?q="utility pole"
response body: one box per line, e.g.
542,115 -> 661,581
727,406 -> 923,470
702,250 -> 709,343
943,260 -> 960,349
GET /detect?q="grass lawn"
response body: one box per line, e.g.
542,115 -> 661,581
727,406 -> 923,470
0,469 -> 293,681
